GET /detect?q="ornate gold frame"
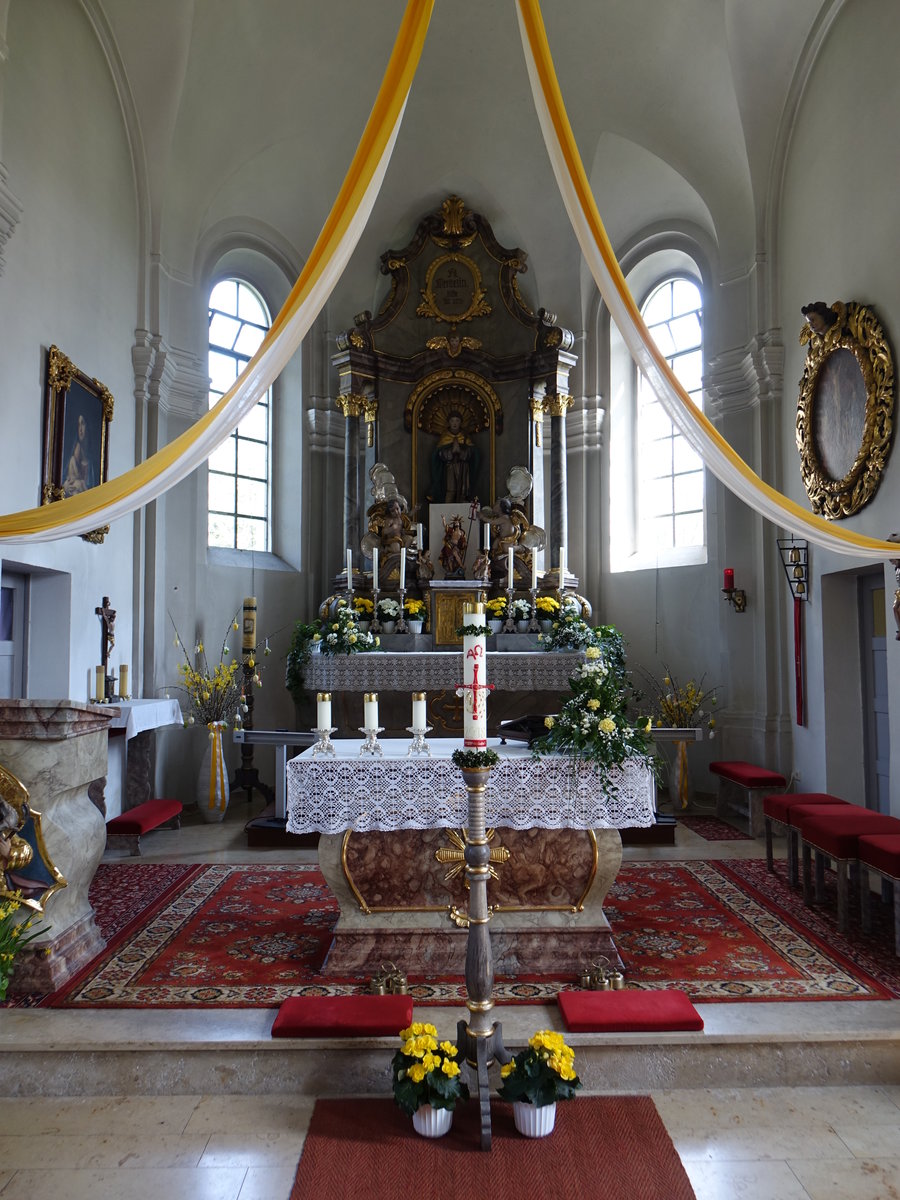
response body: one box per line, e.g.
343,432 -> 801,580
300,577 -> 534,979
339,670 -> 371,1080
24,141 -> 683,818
0,762 -> 67,913
416,252 -> 491,324
796,301 -> 894,519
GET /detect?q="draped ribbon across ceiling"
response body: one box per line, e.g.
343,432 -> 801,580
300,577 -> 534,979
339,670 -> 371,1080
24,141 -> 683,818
1,0 -> 896,560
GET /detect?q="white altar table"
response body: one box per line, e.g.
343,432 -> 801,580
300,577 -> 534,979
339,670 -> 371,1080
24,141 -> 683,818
286,737 -> 655,834
107,698 -> 183,817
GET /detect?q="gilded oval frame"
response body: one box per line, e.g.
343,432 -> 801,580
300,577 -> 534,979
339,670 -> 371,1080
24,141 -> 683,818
796,301 -> 894,519
416,252 -> 491,324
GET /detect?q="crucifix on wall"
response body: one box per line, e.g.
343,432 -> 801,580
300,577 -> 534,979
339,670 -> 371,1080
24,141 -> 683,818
95,596 -> 116,697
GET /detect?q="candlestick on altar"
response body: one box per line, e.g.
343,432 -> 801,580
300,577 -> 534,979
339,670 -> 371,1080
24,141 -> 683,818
311,726 -> 337,757
396,587 -> 409,633
527,586 -> 540,632
358,725 -> 384,756
502,586 -> 517,634
406,724 -> 433,756
412,691 -> 427,731
370,578 -> 382,633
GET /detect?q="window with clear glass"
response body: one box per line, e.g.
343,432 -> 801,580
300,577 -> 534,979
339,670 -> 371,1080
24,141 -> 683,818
637,278 -> 704,555
207,279 -> 271,551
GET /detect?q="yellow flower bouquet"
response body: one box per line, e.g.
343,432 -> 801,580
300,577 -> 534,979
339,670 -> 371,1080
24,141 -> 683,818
351,596 -> 374,616
535,594 -> 560,616
497,1029 -> 581,1107
390,1022 -> 469,1116
171,612 -> 247,727
0,892 -> 47,1001
403,597 -> 426,617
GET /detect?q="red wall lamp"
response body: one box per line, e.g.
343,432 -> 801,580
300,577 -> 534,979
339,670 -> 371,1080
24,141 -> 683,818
722,568 -> 747,613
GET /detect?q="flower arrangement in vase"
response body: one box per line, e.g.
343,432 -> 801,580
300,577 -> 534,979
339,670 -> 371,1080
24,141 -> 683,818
316,599 -> 380,656
404,597 -> 426,632
391,1021 -> 469,1137
497,1029 -> 581,1137
642,665 -> 721,808
376,597 -> 401,631
351,595 -> 374,629
510,597 -> 532,629
0,892 -> 47,1001
485,595 -> 507,632
537,598 -> 595,651
532,628 -> 654,790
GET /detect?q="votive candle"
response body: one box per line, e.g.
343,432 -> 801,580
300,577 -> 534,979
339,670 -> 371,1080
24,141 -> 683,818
364,691 -> 379,730
399,547 -> 406,590
412,691 -> 427,731
507,545 -> 514,590
119,664 -> 129,698
723,567 -> 735,591
95,665 -> 105,702
317,691 -> 332,730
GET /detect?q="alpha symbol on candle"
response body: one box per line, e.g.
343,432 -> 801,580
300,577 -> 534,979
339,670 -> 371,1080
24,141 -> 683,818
457,645 -> 493,719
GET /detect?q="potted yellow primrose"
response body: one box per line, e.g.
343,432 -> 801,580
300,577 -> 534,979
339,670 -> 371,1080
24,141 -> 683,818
391,1022 -> 469,1137
497,1029 -> 581,1137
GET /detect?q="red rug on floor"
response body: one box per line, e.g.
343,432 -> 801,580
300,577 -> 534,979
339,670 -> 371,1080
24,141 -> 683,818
290,1097 -> 695,1200
8,857 -> 897,1008
679,815 -> 752,841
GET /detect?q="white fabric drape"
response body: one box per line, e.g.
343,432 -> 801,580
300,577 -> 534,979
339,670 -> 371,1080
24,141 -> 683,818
0,1 -> 433,543
516,0 -> 899,561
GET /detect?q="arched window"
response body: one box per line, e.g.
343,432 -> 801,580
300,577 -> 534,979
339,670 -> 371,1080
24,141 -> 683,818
207,279 -> 271,551
636,277 -> 704,555
608,261 -> 706,572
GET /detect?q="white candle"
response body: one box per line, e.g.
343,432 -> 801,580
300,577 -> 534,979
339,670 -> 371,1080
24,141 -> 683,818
372,546 -> 379,589
416,523 -> 423,551
531,553 -> 538,591
461,603 -> 488,748
412,691 -> 427,731
559,546 -> 566,584
507,545 -> 514,590
364,692 -> 379,730
399,547 -> 406,590
484,521 -> 490,551
317,691 -> 332,730
95,665 -> 105,702
346,547 -> 353,591
119,664 -> 129,698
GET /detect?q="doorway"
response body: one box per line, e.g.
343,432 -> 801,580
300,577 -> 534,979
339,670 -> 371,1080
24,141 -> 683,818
0,571 -> 27,698
859,573 -> 890,812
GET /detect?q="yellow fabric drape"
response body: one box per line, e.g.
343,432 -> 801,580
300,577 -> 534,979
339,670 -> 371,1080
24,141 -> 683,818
516,0 -> 900,561
0,0 -> 433,543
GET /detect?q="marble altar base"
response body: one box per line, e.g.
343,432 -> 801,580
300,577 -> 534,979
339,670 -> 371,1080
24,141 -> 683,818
317,826 -> 624,976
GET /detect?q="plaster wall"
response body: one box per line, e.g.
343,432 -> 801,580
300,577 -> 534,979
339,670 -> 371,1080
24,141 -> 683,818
779,0 -> 900,812
0,0 -> 138,703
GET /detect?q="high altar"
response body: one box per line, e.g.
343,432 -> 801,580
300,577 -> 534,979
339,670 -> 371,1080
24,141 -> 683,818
290,197 -> 643,974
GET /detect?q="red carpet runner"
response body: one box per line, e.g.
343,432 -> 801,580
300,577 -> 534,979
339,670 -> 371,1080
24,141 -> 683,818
290,1097 -> 696,1200
8,858 -> 896,1008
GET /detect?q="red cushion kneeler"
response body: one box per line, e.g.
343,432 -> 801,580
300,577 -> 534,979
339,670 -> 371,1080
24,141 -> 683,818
709,761 -> 786,789
857,833 -> 900,880
763,793 -> 847,825
271,994 -> 413,1038
106,798 -> 182,835
798,809 -> 900,858
557,989 -> 703,1033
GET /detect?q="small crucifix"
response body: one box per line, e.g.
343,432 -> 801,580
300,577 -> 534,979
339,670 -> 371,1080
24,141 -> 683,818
95,596 -> 116,696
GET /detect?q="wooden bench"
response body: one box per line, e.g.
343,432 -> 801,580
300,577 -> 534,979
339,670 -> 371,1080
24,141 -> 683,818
763,793 -> 848,885
857,832 -> 900,955
709,760 -> 786,838
106,798 -> 183,856
797,807 -> 900,932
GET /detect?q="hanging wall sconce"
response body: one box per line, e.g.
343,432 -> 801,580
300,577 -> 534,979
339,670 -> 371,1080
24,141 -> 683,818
778,538 -> 809,726
722,568 -> 747,613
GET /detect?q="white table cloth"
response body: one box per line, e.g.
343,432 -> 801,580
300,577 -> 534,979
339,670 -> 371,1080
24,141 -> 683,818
107,697 -> 183,740
286,737 -> 654,834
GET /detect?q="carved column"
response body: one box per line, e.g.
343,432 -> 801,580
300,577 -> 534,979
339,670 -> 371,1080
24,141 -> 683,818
529,390 -> 546,536
336,394 -> 364,565
548,393 -> 573,573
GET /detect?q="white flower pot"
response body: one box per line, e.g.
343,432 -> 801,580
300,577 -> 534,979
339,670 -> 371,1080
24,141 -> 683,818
488,619 -> 503,634
516,619 -> 531,633
513,1100 -> 556,1137
408,619 -> 424,633
412,1103 -> 453,1138
381,620 -> 396,634
540,619 -> 553,634
357,620 -> 369,633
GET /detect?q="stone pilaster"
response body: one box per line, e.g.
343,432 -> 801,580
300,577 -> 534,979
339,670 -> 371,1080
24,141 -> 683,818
336,394 -> 365,567
547,393 -> 574,569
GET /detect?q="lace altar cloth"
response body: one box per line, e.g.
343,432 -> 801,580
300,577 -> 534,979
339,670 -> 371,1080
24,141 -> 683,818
286,738 -> 655,834
305,651 -> 582,691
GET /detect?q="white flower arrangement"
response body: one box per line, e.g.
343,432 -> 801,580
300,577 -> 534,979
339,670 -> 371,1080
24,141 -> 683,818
376,597 -> 401,619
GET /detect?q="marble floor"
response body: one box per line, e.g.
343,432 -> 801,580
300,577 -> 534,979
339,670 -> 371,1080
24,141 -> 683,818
2,798 -> 899,1200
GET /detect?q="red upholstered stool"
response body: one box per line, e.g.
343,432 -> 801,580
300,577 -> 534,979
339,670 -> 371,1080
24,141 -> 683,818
271,993 -> 413,1038
762,793 -> 849,884
857,833 -> 900,955
797,808 -> 900,931
557,989 -> 703,1033
105,798 -> 183,856
709,761 -> 787,838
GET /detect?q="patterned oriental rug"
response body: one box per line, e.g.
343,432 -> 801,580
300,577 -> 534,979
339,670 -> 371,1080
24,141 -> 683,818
678,815 -> 752,842
290,1097 -> 696,1200
11,858 -> 899,1008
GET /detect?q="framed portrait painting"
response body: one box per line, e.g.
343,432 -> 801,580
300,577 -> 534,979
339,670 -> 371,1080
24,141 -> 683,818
41,344 -> 114,543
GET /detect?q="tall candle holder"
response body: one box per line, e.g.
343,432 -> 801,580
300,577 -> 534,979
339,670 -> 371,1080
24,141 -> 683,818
502,586 -> 517,633
527,586 -> 540,632
396,587 -> 409,633
370,581 -> 382,634
311,727 -> 337,757
358,726 -> 384,756
406,724 -> 432,756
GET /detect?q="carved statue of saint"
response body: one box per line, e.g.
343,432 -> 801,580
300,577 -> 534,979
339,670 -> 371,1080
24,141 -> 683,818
439,513 -> 468,578
430,410 -> 479,503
